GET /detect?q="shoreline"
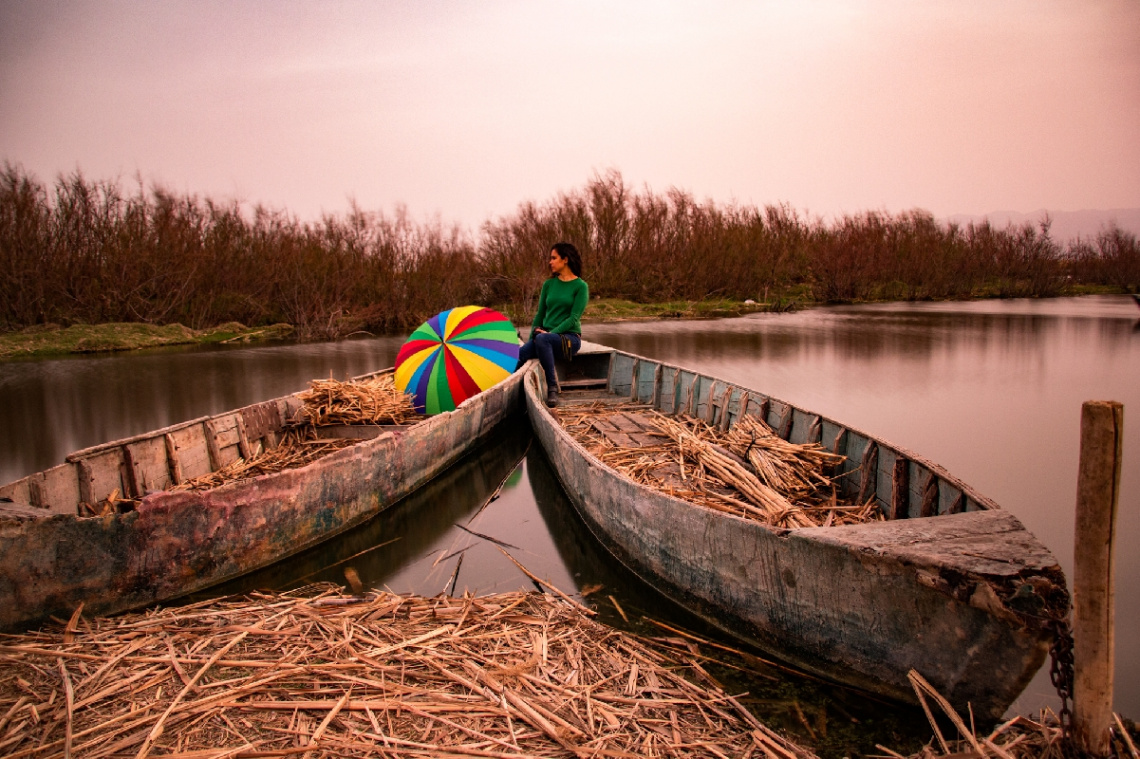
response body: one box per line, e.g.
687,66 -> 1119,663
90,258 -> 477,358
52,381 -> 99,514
0,288 -> 1126,360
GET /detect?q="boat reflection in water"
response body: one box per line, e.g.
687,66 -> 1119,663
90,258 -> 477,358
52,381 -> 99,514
201,422 -> 934,757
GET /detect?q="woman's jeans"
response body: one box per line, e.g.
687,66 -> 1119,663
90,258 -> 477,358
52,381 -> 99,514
518,332 -> 581,392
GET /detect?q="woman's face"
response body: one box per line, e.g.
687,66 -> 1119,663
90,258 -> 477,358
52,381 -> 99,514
549,249 -> 568,275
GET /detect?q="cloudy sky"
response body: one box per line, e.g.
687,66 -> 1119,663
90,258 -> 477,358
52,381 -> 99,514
2,1 -> 1138,230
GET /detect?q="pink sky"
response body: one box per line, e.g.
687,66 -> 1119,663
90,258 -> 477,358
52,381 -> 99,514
2,1 -> 1138,230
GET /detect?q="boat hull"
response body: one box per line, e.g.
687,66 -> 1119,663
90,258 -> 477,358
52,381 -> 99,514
524,350 -> 1062,721
0,367 -> 526,633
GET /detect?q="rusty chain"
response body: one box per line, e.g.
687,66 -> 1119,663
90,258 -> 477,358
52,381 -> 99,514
1046,615 -> 1079,757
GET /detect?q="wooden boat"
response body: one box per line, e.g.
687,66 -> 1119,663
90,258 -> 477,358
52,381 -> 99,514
524,343 -> 1067,721
0,366 -> 526,633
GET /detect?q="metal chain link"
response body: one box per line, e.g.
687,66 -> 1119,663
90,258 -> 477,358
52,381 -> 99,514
1047,616 -> 1078,758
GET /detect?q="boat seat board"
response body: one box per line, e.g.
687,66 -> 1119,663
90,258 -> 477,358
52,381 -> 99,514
801,509 -> 1059,577
588,413 -> 669,449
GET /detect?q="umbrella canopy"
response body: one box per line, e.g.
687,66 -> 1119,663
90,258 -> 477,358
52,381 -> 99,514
394,306 -> 520,415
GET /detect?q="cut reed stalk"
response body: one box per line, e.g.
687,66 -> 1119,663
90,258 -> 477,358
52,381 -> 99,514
0,586 -> 821,758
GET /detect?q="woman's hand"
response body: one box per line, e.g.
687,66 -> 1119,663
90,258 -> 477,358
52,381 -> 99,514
535,328 -> 548,334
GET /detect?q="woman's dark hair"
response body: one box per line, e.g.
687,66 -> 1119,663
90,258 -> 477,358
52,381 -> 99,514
551,242 -> 582,277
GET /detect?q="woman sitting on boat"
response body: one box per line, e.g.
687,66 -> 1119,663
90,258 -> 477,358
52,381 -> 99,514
518,242 -> 588,408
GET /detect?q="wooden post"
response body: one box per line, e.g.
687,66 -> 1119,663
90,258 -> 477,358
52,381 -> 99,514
1073,400 -> 1123,758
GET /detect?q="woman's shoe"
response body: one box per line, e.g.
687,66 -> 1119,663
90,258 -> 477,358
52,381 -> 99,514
546,389 -> 560,408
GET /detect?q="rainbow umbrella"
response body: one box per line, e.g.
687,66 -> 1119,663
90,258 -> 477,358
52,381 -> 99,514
394,306 -> 520,415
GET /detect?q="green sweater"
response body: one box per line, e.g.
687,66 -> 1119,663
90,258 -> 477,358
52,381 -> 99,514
530,277 -> 589,341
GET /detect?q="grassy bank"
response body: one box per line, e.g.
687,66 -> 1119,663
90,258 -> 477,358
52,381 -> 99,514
2,164 -> 1137,344
0,321 -> 294,359
0,299 -> 784,359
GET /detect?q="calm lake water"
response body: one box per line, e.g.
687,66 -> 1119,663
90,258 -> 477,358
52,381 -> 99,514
2,295 -> 1137,750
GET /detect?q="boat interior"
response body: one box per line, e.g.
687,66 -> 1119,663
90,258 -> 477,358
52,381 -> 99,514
549,346 -> 991,523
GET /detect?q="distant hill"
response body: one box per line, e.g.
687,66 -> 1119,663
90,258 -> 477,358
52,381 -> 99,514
944,208 -> 1140,244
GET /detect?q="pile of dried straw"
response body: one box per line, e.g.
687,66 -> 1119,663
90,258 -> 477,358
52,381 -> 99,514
0,586 -> 817,759
554,403 -> 879,529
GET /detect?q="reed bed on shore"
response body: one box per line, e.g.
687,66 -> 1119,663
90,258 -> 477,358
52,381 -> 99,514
553,403 -> 878,529
4,165 -> 1135,339
169,376 -> 420,493
0,586 -> 817,759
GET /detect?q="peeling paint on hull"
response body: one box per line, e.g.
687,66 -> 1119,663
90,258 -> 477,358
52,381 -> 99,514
0,367 -> 526,633
524,352 -> 1062,721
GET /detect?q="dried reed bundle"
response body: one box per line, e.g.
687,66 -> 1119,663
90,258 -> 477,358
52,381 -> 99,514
899,670 -> 1139,759
653,414 -> 816,529
723,416 -> 845,496
554,403 -> 881,530
0,586 -> 818,759
169,428 -> 358,492
295,374 -> 418,427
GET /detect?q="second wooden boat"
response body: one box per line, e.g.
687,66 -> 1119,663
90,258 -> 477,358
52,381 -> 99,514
524,343 -> 1068,721
0,366 -> 526,633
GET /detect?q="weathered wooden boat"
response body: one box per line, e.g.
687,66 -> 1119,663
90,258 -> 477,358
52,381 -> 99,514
524,343 -> 1068,721
0,366 -> 526,633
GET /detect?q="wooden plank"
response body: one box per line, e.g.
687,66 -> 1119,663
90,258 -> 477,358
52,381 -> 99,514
593,427 -> 638,448
857,441 -> 878,505
0,478 -> 31,507
808,416 -> 823,445
277,396 -> 305,427
239,398 -> 281,439
36,464 -> 81,516
670,367 -> 682,414
629,359 -> 640,401
76,460 -> 94,508
64,416 -> 210,462
650,363 -> 662,408
206,415 -> 243,469
212,416 -> 241,449
27,476 -> 45,509
921,472 -> 940,518
891,455 -> 910,520
718,388 -> 732,431
125,437 -> 172,494
607,413 -> 645,434
204,418 -> 224,470
235,414 -> 252,459
683,374 -> 696,416
560,378 -> 606,389
704,381 -> 719,424
77,449 -> 124,505
168,424 -> 212,480
777,406 -> 794,441
165,433 -> 183,485
314,425 -> 397,440
120,445 -> 142,498
0,501 -> 47,520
